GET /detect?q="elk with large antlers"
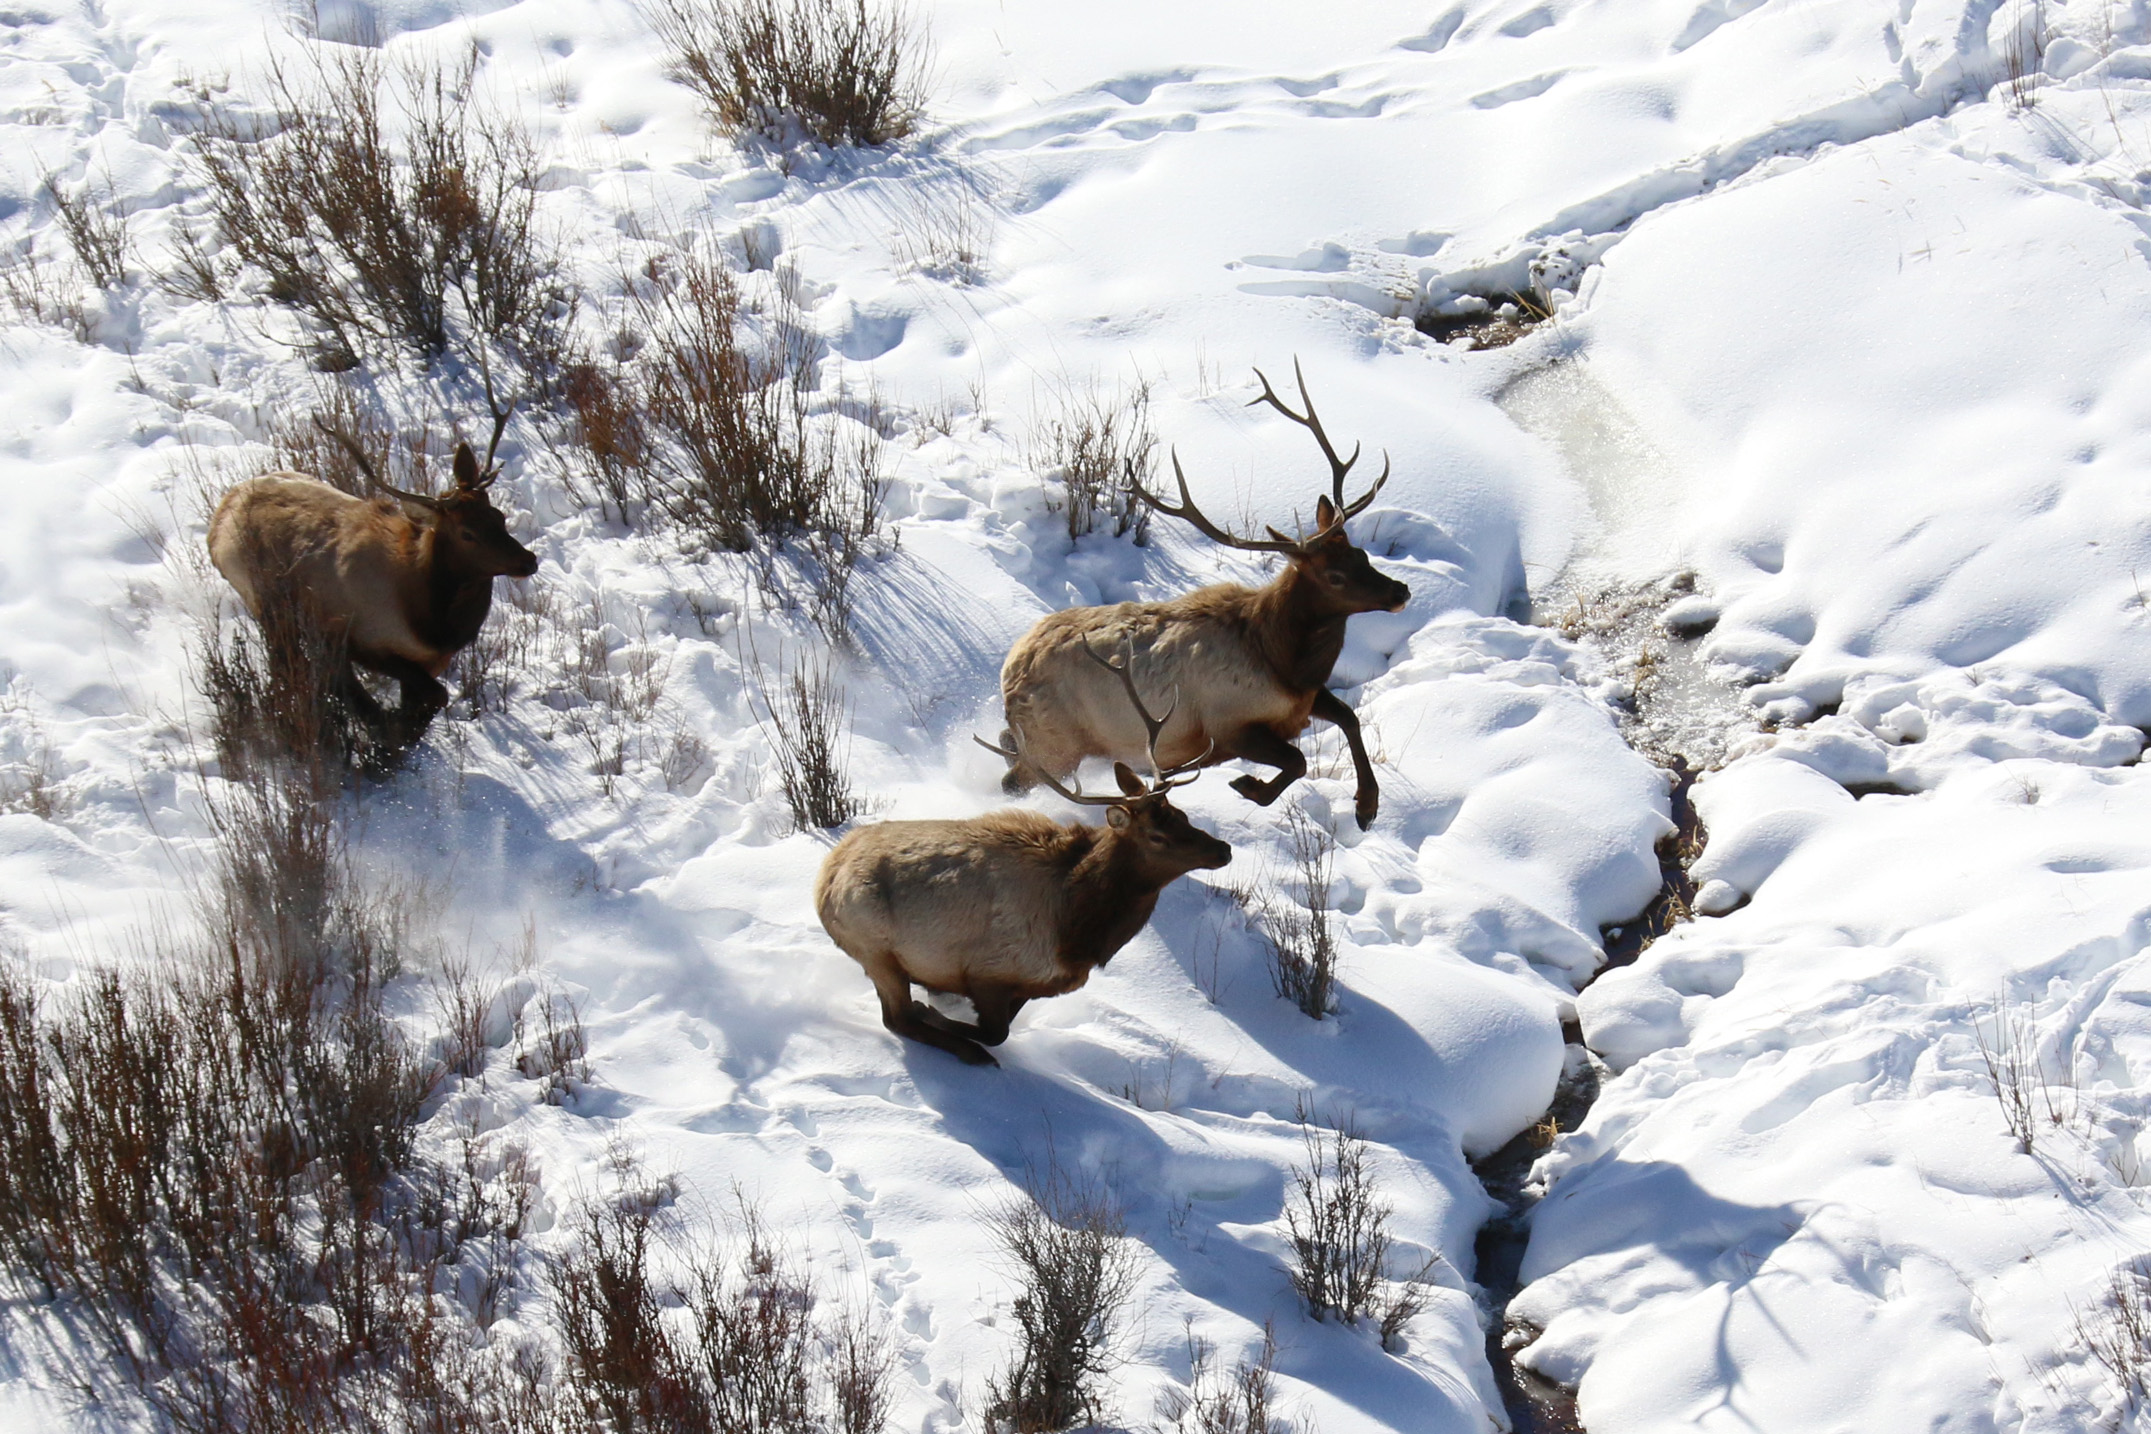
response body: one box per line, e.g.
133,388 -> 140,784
207,407 -> 538,758
815,646 -> 1231,1067
996,362 -> 1410,829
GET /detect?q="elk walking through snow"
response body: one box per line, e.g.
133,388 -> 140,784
996,362 -> 1410,829
207,410 -> 538,758
815,646 -> 1231,1067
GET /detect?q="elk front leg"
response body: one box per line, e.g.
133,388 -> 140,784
912,985 -> 1028,1047
967,986 -> 1029,1047
863,955 -> 996,1067
1223,723 -> 1308,808
1310,687 -> 1379,830
371,657 -> 449,753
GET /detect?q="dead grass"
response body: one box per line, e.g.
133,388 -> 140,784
649,0 -> 927,149
43,171 -> 129,290
1154,1321 -> 1296,1434
1032,378 -> 1156,544
1260,807 -> 1339,1020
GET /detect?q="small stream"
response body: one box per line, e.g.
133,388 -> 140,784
1468,361 -> 1744,1432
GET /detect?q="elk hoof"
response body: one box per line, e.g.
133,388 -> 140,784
1355,790 -> 1379,830
1230,774 -> 1281,806
952,1041 -> 999,1068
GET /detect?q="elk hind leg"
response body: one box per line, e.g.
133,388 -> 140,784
863,954 -> 996,1067
1223,724 -> 1308,807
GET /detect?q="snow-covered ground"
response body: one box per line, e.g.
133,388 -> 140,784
8,0 -> 2151,1427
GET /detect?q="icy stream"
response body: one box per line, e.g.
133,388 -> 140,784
1469,359 -> 1745,1431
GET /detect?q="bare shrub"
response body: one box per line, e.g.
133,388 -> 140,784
1975,991 -> 2068,1154
1260,807 -> 1338,1019
650,0 -> 927,148
626,250 -> 884,557
0,684 -> 63,820
1285,1107 -> 1430,1348
190,46 -> 571,373
43,171 -> 129,289
985,1163 -> 1140,1433
1154,1322 -> 1296,1434
891,184 -> 990,284
555,1180 -> 897,1434
0,244 -> 94,340
1032,378 -> 1155,543
2078,1257 -> 2151,1412
517,987 -> 592,1105
437,956 -> 501,1079
747,640 -> 858,831
562,355 -> 651,525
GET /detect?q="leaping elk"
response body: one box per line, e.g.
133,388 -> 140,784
207,414 -> 538,757
815,646 -> 1231,1067
997,363 -> 1410,830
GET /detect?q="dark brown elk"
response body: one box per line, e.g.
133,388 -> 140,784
997,363 -> 1410,830
207,417 -> 538,756
815,648 -> 1231,1067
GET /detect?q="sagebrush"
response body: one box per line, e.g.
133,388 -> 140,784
651,0 -> 926,148
189,46 -> 570,374
986,1163 -> 1140,1433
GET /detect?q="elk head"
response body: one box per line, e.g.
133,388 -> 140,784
1133,360 -> 1411,616
314,413 -> 539,579
978,643 -> 1232,875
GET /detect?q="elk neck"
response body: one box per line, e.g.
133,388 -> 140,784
1055,825 -> 1167,972
1248,561 -> 1350,694
411,520 -> 498,656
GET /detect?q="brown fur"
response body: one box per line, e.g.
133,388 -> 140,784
206,448 -> 537,753
999,515 -> 1410,829
815,777 -> 1230,1067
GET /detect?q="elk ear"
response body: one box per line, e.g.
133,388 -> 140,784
1112,762 -> 1146,797
452,442 -> 480,490
1106,806 -> 1131,830
1314,494 -> 1339,529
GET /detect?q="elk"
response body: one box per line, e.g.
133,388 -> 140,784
206,412 -> 538,757
815,646 -> 1231,1067
997,362 -> 1410,830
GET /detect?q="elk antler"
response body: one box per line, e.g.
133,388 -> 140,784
1249,357 -> 1391,525
975,641 -> 1211,806
1128,452 -> 1305,555
467,342 -> 518,489
1082,640 -> 1212,789
312,415 -> 442,512
973,729 -> 1127,807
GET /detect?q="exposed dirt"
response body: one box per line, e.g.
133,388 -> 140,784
1415,292 -> 1553,350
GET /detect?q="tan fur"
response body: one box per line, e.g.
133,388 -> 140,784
1000,581 -> 1312,780
208,474 -> 448,673
815,811 -> 1096,1000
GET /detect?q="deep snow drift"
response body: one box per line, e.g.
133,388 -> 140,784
6,0 -> 2151,1428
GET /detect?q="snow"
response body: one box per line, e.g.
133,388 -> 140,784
10,0 -> 2151,1426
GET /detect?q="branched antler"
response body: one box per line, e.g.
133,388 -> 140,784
1081,640 -> 1209,787
1129,454 -> 1304,555
977,641 -> 1211,804
1133,361 -> 1389,549
973,728 -> 1126,807
312,414 -> 444,511
1249,357 -> 1390,521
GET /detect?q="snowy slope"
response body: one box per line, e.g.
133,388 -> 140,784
8,0 -> 2151,1428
